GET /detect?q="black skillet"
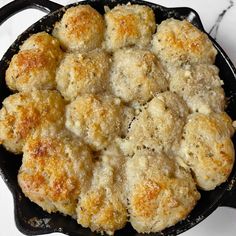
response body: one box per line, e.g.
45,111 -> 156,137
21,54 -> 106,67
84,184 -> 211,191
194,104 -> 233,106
0,0 -> 236,235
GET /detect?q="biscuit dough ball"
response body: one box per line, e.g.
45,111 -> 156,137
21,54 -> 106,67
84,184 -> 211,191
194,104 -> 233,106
0,90 -> 66,154
6,50 -> 60,91
105,4 -> 156,51
65,94 -> 130,150
56,50 -> 110,101
170,64 -> 225,114
152,19 -> 217,73
20,32 -> 62,55
121,92 -> 189,155
126,151 -> 200,233
6,32 -> 63,92
179,112 -> 235,190
110,48 -> 168,105
18,130 -> 93,217
53,5 -> 105,52
77,145 -> 127,235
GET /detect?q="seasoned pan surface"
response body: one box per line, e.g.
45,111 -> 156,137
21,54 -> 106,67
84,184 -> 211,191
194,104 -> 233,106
0,0 -> 236,235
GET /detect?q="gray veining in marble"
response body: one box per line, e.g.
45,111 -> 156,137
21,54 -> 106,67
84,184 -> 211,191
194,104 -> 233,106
209,0 -> 234,39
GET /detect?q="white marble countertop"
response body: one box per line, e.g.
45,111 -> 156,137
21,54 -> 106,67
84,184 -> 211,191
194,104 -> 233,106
0,0 -> 236,236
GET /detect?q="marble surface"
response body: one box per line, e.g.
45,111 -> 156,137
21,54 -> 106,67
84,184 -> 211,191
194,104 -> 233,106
0,0 -> 236,235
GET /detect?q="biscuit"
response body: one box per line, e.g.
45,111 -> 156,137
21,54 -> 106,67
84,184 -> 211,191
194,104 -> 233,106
53,5 -> 105,52
109,48 -> 168,105
152,19 -> 217,73
65,94 -> 131,150
0,90 -> 66,154
6,32 -> 63,91
126,150 -> 200,233
121,92 -> 189,155
20,32 -> 62,55
170,64 -> 225,114
105,4 -> 156,51
56,49 -> 110,101
77,144 -> 127,235
18,130 -> 93,217
179,112 -> 235,190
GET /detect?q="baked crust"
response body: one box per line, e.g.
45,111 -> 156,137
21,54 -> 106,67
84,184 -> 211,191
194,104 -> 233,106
179,112 -> 235,190
170,64 -> 225,114
152,18 -> 217,74
105,4 -> 156,51
65,94 -> 132,150
52,5 -> 104,52
6,32 -> 63,91
121,92 -> 189,155
56,49 -> 110,101
126,151 -> 200,233
18,130 -> 93,217
0,90 -> 66,154
110,48 -> 168,105
77,144 -> 127,235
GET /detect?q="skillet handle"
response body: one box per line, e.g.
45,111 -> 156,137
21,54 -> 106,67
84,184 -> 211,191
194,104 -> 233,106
220,182 -> 236,208
0,0 -> 62,26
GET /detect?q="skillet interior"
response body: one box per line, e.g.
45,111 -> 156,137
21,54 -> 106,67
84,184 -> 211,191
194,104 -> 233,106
0,0 -> 236,235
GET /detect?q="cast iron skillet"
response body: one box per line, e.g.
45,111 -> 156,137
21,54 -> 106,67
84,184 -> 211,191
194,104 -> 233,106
0,0 -> 236,235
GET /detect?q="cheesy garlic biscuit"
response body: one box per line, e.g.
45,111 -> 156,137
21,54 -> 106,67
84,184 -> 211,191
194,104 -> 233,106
179,112 -> 235,190
53,5 -> 105,52
6,32 -> 62,91
110,48 -> 168,105
0,90 -> 66,154
105,4 -> 156,51
126,151 -> 200,233
18,130 -> 93,217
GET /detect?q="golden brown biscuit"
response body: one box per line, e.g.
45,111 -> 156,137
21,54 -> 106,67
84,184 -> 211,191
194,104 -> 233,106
170,64 -> 225,114
77,144 -> 127,235
56,49 -> 110,101
53,5 -> 105,52
126,150 -> 200,233
0,90 -> 66,154
20,32 -> 62,55
65,94 -> 132,151
6,32 -> 63,92
105,4 -> 156,51
121,92 -> 189,155
109,48 -> 168,105
179,112 -> 235,190
152,19 -> 217,73
18,130 -> 93,217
